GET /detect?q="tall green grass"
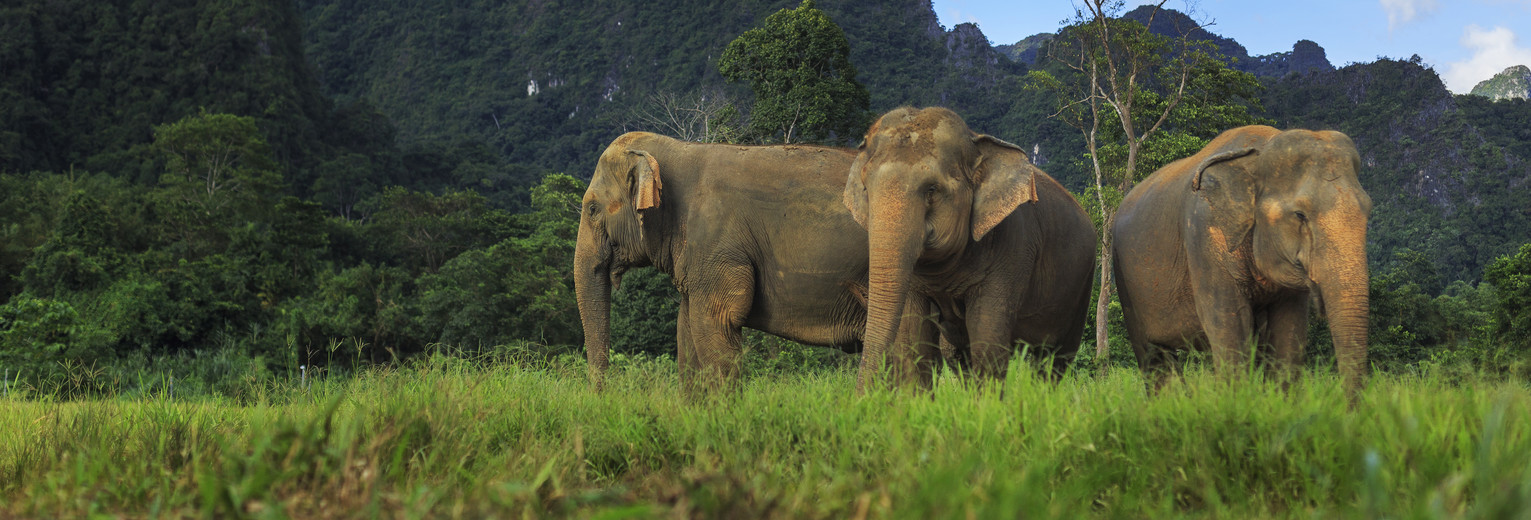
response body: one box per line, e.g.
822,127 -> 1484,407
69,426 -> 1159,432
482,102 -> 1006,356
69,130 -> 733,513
2,355 -> 1528,518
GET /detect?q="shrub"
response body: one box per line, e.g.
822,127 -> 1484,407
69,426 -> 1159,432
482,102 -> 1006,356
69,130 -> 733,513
0,295 -> 113,393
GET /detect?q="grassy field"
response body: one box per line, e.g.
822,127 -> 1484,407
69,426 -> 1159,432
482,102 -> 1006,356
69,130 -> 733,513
2,355 -> 1530,518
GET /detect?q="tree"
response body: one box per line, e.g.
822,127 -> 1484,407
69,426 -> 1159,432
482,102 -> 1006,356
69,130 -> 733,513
625,88 -> 743,143
153,110 -> 283,217
718,0 -> 869,144
19,192 -> 125,296
1367,250 -> 1449,367
1027,1 -> 1264,363
1485,242 -> 1531,352
361,187 -> 509,274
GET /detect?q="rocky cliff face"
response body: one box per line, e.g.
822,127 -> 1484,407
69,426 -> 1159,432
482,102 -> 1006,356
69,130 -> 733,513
1471,65 -> 1531,100
945,23 -> 1002,69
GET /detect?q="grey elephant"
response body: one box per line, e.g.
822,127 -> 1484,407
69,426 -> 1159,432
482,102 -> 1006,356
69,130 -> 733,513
844,107 -> 1097,391
1111,125 -> 1373,394
575,132 -> 927,394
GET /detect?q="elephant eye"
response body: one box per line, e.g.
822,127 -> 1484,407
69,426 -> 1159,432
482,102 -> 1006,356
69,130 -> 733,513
1295,211 -> 1308,224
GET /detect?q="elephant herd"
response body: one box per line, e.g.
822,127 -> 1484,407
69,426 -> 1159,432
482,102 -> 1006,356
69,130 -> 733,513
574,107 -> 1373,396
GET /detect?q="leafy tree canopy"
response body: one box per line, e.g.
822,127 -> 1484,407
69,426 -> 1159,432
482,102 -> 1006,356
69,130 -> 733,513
719,0 -> 869,144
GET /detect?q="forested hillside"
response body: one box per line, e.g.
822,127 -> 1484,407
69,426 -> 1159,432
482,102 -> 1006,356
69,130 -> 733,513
0,0 -> 520,215
297,0 -> 1026,184
0,1 -> 331,180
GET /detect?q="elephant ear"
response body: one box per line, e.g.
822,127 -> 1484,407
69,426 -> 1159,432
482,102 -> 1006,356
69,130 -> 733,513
843,152 -> 869,228
629,150 -> 662,210
1191,147 -> 1260,253
970,134 -> 1039,241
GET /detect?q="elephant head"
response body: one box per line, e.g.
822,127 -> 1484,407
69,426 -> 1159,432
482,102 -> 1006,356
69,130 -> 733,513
574,134 -> 664,390
1193,128 -> 1373,392
843,107 -> 1040,381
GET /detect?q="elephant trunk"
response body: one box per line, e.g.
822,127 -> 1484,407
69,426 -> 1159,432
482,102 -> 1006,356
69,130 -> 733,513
857,200 -> 924,393
574,224 -> 612,392
1313,221 -> 1370,399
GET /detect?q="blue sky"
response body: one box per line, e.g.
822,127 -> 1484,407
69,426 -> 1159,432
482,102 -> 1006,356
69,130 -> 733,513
930,0 -> 1531,93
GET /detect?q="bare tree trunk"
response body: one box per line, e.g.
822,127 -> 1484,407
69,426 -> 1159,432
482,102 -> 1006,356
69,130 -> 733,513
1085,51 -> 1113,368
1095,247 -> 1112,364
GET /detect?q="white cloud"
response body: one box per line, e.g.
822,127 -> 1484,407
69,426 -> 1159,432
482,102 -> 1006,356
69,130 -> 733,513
1379,0 -> 1439,30
943,8 -> 981,28
1443,25 -> 1531,93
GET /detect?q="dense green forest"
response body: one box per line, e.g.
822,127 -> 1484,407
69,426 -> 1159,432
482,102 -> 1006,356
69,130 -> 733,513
0,0 -> 1528,394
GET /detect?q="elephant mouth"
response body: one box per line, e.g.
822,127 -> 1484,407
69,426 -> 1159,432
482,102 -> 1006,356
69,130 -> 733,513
609,264 -> 629,290
1307,278 -> 1327,316
601,237 -> 648,290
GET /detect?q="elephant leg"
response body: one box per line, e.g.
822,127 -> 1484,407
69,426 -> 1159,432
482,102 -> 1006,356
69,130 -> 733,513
1189,276 -> 1255,380
965,291 -> 1017,385
1124,314 -> 1160,393
1265,294 -> 1310,389
1135,343 -> 1179,395
937,312 -> 970,376
1043,347 -> 1074,383
890,295 -> 941,391
677,295 -> 702,396
689,264 -> 754,393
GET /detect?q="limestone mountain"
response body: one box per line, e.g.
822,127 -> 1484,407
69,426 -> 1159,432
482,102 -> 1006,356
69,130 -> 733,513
994,33 -> 1053,65
1003,7 -> 1332,77
1120,5 -> 1332,76
1471,65 -> 1531,100
1245,39 -> 1335,77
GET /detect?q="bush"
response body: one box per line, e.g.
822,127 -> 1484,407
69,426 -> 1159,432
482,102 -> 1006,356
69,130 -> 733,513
278,262 -> 415,365
0,295 -> 114,394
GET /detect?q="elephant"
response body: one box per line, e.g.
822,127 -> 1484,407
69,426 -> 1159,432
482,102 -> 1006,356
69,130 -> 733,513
575,132 -> 924,394
844,107 -> 1098,391
1111,125 -> 1373,395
